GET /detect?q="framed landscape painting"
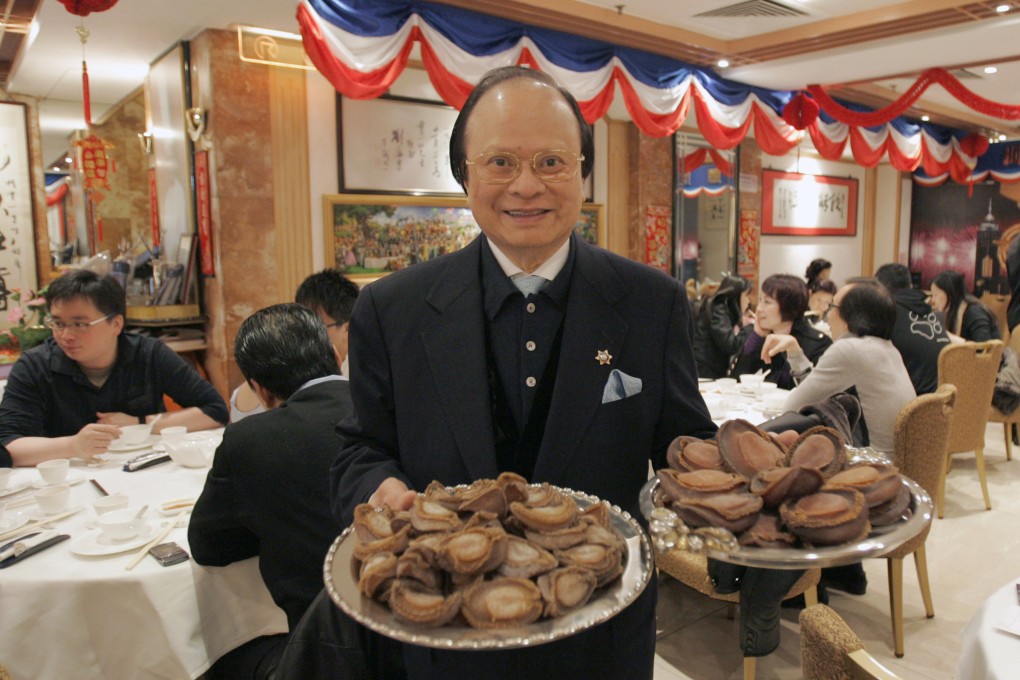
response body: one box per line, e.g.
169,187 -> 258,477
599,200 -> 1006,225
323,194 -> 605,285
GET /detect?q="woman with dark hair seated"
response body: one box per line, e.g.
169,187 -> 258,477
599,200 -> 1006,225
693,275 -> 753,379
783,280 -> 915,454
929,270 -> 1001,342
806,279 -> 838,336
804,258 -> 832,288
731,274 -> 831,389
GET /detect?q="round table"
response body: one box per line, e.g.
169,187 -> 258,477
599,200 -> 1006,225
958,578 -> 1020,680
0,432 -> 288,680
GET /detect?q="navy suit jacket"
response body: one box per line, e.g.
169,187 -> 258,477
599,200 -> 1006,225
332,234 -> 715,679
190,380 -> 351,631
333,234 -> 715,524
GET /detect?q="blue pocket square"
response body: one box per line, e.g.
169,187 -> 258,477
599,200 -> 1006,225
601,369 -> 642,404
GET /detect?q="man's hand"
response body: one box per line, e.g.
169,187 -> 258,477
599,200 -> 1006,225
96,411 -> 143,426
760,334 -> 803,364
368,477 -> 417,511
72,423 -> 122,458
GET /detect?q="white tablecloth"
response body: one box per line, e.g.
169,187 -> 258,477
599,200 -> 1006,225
0,438 -> 288,680
958,578 -> 1020,680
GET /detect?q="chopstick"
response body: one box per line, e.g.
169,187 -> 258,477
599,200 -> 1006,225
90,479 -> 110,496
6,495 -> 38,510
0,507 -> 82,542
124,508 -> 188,571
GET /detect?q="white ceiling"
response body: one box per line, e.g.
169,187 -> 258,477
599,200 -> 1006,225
10,0 -> 1020,166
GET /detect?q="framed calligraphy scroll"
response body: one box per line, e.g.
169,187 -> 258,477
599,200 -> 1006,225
338,95 -> 462,195
761,170 -> 858,236
0,102 -> 38,317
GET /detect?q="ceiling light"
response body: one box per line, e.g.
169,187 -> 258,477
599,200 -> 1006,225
51,166 -> 60,171
717,59 -> 729,68
996,4 -> 1010,12
985,66 -> 998,74
64,156 -> 72,164
999,134 -> 1008,141
921,115 -> 930,122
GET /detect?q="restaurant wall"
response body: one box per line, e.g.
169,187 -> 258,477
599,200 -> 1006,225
86,89 -> 149,258
758,153 -> 868,287
190,28 -> 312,396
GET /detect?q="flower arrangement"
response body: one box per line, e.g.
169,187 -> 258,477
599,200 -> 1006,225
1,286 -> 51,352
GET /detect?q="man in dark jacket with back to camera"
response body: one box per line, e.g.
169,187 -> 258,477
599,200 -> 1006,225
189,303 -> 353,680
874,263 -> 951,395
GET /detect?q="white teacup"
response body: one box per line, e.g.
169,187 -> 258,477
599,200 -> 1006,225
160,426 -> 188,446
0,468 -> 11,491
120,423 -> 153,445
97,508 -> 149,541
35,484 -> 71,515
93,493 -> 130,516
704,397 -> 728,420
763,393 -> 788,413
715,378 -> 737,389
38,458 -> 70,486
165,439 -> 212,468
739,373 -> 764,386
756,382 -> 779,395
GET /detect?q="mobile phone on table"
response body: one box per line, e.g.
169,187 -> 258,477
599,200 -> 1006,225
148,542 -> 190,567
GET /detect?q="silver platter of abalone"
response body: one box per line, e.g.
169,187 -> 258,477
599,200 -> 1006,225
323,486 -> 653,650
639,475 -> 932,569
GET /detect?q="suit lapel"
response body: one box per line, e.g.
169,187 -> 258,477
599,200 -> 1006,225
535,239 -> 629,483
420,241 -> 500,481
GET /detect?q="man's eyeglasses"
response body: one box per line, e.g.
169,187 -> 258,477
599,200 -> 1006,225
465,149 -> 584,184
823,302 -> 839,319
45,315 -> 111,332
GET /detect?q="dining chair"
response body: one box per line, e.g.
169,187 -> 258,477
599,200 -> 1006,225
656,550 -> 819,680
936,340 -> 1003,518
985,331 -> 1020,462
799,604 -> 903,680
875,384 -> 955,657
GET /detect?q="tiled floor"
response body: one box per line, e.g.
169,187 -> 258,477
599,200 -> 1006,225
653,422 -> 1020,679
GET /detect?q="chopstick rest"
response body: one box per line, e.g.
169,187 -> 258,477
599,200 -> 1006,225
0,531 -> 70,568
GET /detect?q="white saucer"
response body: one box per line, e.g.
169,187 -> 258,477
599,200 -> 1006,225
28,503 -> 84,522
0,508 -> 30,534
71,525 -> 160,557
106,435 -> 159,453
0,480 -> 32,498
32,470 -> 87,489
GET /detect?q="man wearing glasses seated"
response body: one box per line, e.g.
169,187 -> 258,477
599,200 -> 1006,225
0,269 -> 227,466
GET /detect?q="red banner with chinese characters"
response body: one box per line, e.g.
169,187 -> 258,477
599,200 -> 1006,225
644,205 -> 671,274
194,150 -> 215,276
147,167 -> 160,248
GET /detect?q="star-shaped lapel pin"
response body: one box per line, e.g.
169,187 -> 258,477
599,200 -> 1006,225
596,349 -> 612,366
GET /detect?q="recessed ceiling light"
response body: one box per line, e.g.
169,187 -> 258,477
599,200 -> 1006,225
999,134 -> 1008,141
51,166 -> 60,171
717,59 -> 729,68
64,156 -> 72,163
984,66 -> 998,74
921,115 -> 930,122
996,4 -> 1010,13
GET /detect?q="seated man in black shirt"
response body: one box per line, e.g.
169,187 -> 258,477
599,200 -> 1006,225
874,263 -> 951,395
0,269 -> 227,466
189,303 -> 352,680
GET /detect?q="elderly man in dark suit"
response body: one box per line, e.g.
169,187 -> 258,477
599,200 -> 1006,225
189,303 -> 352,680
327,66 -> 716,680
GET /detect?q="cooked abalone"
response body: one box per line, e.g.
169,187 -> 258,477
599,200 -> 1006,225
537,566 -> 598,617
716,419 -> 787,477
779,488 -> 870,546
460,577 -> 544,629
667,436 -> 726,472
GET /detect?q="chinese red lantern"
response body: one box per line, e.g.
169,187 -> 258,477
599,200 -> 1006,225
959,132 -> 990,159
57,0 -> 119,16
782,92 -> 820,131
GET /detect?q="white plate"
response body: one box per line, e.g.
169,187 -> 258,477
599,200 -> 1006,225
28,503 -> 84,522
0,508 -> 30,534
70,525 -> 161,557
31,469 -> 87,489
0,480 -> 32,498
106,435 -> 159,453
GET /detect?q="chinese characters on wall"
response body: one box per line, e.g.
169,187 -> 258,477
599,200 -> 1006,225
0,103 -> 38,319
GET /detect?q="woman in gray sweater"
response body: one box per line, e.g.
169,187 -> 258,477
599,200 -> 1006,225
782,279 -> 915,453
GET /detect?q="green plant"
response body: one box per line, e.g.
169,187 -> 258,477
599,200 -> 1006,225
2,286 -> 51,350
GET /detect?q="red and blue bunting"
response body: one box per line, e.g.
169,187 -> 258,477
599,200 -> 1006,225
298,0 -> 1015,186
